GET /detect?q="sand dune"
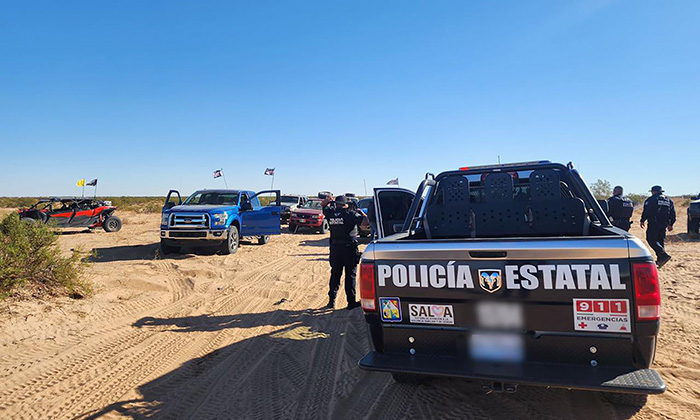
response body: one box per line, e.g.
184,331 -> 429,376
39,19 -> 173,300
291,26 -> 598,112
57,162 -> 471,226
0,208 -> 698,419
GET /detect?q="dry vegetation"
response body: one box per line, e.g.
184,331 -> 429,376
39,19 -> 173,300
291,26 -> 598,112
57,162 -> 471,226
0,213 -> 90,299
0,196 -> 166,213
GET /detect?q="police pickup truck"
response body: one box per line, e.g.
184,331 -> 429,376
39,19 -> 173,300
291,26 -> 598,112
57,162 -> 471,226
160,189 -> 280,255
358,161 -> 664,407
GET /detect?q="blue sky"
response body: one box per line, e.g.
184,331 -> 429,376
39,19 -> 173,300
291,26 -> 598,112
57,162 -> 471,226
1,1 -> 698,197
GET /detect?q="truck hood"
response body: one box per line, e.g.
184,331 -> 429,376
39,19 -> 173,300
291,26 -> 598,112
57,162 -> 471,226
168,205 -> 237,213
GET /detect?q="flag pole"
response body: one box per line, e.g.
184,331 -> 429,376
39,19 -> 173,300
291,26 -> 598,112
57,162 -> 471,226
221,169 -> 228,188
363,179 -> 367,196
271,173 -> 274,190
94,183 -> 97,198
82,183 -> 85,197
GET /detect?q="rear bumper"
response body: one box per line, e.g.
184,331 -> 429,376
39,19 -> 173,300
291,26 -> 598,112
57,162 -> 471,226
359,351 -> 665,395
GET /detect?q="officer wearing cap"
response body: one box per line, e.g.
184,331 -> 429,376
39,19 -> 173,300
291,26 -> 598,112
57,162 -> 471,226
606,186 -> 634,231
641,185 -> 676,268
321,194 -> 367,309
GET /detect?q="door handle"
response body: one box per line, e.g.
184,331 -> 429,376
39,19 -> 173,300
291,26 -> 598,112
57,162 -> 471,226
469,251 -> 507,258
271,211 -> 279,215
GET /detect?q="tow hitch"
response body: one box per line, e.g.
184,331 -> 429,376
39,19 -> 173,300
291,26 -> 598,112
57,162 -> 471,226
481,381 -> 518,394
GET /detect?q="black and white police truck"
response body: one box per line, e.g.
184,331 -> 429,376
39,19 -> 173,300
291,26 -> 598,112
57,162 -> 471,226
358,161 -> 664,407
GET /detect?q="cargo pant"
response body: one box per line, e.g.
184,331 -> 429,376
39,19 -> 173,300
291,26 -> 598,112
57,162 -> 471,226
328,243 -> 358,304
646,223 -> 670,260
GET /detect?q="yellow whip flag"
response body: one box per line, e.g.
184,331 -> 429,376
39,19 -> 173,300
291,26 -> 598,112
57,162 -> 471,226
76,178 -> 86,187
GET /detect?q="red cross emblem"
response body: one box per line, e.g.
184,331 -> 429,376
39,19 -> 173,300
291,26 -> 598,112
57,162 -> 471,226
578,322 -> 588,329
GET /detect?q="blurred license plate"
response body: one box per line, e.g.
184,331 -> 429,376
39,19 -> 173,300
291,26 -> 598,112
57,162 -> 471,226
470,333 -> 524,363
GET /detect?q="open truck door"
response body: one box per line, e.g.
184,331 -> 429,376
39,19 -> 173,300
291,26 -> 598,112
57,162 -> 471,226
164,190 -> 182,211
373,187 -> 416,239
240,190 -> 281,237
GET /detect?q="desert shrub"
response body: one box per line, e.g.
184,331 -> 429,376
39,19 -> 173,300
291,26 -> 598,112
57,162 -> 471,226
627,193 -> 647,207
589,179 -> 612,200
0,213 -> 90,299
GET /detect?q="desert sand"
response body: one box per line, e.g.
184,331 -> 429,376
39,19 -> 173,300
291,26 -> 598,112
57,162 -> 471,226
0,206 -> 699,420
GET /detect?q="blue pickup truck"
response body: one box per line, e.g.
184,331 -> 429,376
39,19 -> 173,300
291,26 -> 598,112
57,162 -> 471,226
160,189 -> 281,255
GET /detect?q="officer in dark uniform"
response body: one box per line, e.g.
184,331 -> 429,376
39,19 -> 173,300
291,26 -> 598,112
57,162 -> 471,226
321,194 -> 367,309
606,186 -> 634,231
640,185 -> 676,268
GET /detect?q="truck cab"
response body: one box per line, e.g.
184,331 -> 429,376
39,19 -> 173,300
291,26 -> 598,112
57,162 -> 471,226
359,161 -> 664,407
160,189 -> 281,255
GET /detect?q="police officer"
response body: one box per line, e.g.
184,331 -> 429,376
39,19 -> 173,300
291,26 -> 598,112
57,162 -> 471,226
606,186 -> 634,231
321,194 -> 366,309
640,185 -> 676,268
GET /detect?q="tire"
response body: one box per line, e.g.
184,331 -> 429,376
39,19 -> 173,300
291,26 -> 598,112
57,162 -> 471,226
21,217 -> 38,225
318,220 -> 329,234
288,224 -> 298,233
257,235 -> 270,245
103,216 -> 122,232
160,239 -> 180,255
219,225 -> 240,255
603,392 -> 648,408
688,218 -> 700,234
391,373 -> 425,385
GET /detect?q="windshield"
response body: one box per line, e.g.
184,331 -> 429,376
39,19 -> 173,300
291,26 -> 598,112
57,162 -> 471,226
280,196 -> 300,204
357,198 -> 372,209
300,200 -> 323,210
183,191 -> 239,206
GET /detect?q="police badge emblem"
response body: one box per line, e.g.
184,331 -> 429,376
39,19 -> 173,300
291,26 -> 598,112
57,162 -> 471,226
478,269 -> 502,293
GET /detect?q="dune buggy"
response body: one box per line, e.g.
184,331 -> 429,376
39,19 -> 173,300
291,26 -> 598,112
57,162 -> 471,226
18,197 -> 122,232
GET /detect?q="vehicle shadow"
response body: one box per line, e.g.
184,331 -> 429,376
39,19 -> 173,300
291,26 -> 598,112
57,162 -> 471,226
58,229 -> 94,235
73,308 -> 646,420
668,232 -> 700,243
87,244 -> 200,263
300,237 -> 330,247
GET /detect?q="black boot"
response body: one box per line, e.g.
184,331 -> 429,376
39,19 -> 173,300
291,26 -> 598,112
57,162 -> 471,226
346,301 -> 361,310
324,299 -> 335,309
657,255 -> 672,268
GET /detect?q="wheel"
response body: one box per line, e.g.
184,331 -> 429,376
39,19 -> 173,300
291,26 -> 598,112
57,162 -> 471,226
160,239 -> 180,255
688,218 -> 699,234
288,224 -> 298,233
257,235 -> 270,245
219,225 -> 240,255
603,392 -> 648,408
318,220 -> 329,234
20,217 -> 38,225
391,373 -> 425,385
102,216 -> 122,232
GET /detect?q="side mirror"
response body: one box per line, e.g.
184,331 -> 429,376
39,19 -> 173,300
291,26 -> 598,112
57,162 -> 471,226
241,202 -> 253,212
393,223 -> 403,233
165,202 -> 176,210
597,199 -> 609,214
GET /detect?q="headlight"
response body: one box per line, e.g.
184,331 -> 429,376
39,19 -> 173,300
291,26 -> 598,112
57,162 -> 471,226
161,213 -> 170,226
212,213 -> 228,226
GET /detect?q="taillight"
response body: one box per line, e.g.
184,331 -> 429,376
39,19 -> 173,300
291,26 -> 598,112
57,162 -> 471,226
360,263 -> 376,311
633,262 -> 661,321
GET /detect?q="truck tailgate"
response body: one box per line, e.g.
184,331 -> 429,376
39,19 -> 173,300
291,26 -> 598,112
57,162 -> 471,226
360,235 -> 664,393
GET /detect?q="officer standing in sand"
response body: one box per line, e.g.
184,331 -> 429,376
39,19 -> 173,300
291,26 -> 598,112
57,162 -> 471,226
641,185 -> 676,268
321,194 -> 367,309
606,186 -> 634,231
